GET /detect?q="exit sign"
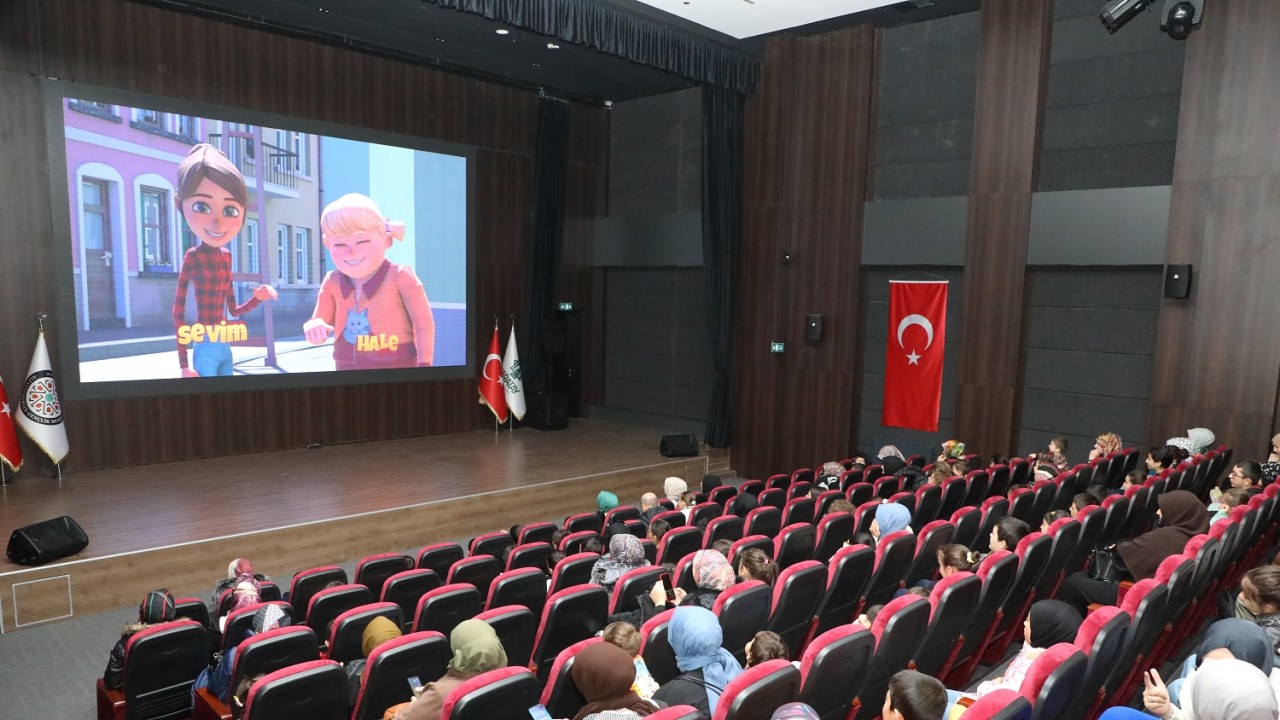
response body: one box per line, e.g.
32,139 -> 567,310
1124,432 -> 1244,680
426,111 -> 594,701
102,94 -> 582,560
770,341 -> 785,353
558,302 -> 574,311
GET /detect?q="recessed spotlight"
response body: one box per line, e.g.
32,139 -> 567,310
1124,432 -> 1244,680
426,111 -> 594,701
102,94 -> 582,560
496,28 -> 509,35
547,42 -> 560,49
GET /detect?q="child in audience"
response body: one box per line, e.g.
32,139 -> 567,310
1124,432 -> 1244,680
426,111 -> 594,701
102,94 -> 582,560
712,539 -> 734,557
1212,488 -> 1248,525
856,604 -> 884,630
647,519 -> 671,546
602,621 -> 660,701
679,492 -> 697,522
1123,470 -> 1144,493
104,589 -> 177,689
989,517 -> 1030,554
1041,510 -> 1070,533
885,670 -> 948,720
1235,565 -> 1280,653
1070,493 -> 1097,518
745,630 -> 791,667
735,547 -> 778,585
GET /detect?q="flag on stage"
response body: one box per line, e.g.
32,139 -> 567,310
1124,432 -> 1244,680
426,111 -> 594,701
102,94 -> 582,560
0,372 -> 23,472
479,323 -> 508,423
501,323 -> 526,421
883,280 -> 948,432
17,331 -> 69,464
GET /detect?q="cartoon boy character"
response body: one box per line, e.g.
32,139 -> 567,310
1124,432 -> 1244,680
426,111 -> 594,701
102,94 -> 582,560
172,143 -> 277,377
303,193 -> 435,369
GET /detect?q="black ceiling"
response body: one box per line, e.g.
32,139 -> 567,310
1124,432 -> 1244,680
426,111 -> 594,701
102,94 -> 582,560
133,0 -> 983,104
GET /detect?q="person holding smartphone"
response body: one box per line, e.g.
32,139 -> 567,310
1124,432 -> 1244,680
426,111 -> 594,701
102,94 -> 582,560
390,620 -> 507,720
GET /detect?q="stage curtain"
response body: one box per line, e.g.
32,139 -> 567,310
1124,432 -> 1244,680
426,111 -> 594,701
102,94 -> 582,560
701,85 -> 743,448
425,0 -> 758,93
522,94 -> 570,392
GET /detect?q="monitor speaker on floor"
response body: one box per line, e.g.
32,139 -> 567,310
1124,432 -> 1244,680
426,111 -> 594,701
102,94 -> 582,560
524,391 -> 569,431
7,515 -> 89,566
660,434 -> 700,457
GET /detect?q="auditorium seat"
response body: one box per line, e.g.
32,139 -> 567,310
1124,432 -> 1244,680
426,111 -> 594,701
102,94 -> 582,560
846,482 -> 874,508
871,475 -> 898,501
703,515 -> 744,548
913,483 -> 943,526
381,569 -> 442,630
475,605 -> 537,668
852,594 -> 930,720
350,630 -> 450,720
639,607 -> 679,685
413,583 -> 482,636
222,602 -> 295,652
963,469 -> 990,508
811,544 -> 874,640
258,581 -> 282,603
468,531 -> 514,560
518,522 -> 557,546
766,473 -> 791,492
982,533 -> 1049,664
738,479 -> 765,498
1071,505 -> 1106,573
765,560 -> 825,659
938,477 -> 968,520
530,584 -> 609,683
622,518 -> 648,539
863,464 -> 885,485
241,659 -> 347,720
438,666 -> 540,720
709,485 -> 737,507
813,511 -> 853,564
781,496 -> 815,526
228,626 -> 320,708
887,491 -> 916,516
814,489 -> 844,518
798,625 -> 874,720
1068,605 -> 1129,720
987,464 -> 1011,500
326,602 -> 403,663
538,636 -> 600,719
354,553 -> 413,600
1008,488 -> 1036,526
486,567 -> 548,616
728,535 -> 773,564
713,580 -> 772,665
788,481 -> 812,501
673,551 -> 699,593
1039,518 -> 1081,599
549,552 -> 598,594
1019,643 -> 1087,720
563,512 -> 603,535
945,550 -> 1017,688
903,519 -> 955,585
1029,480 -> 1056,523
977,497 -> 1009,553
757,488 -> 786,511
712,659 -> 800,720
173,596 -> 210,628
864,530 -> 915,605
446,555 -> 502,598
558,530 -> 600,555
505,542 -> 554,574
950,505 -> 982,550
604,505 -> 641,526
1097,495 -> 1131,548
851,500 -> 881,538
415,543 -> 465,579
305,584 -> 372,638
288,566 -> 348,620
773,522 -> 816,570
911,571 -> 980,678
690,501 -> 723,528
650,509 -> 687,529
656,526 -> 702,566
609,566 -> 666,614
96,619 -> 208,720
960,689 -> 1031,720
1008,458 -> 1031,490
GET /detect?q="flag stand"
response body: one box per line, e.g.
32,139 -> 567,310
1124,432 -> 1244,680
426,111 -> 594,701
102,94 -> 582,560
1,464 -> 6,485
53,462 -> 62,481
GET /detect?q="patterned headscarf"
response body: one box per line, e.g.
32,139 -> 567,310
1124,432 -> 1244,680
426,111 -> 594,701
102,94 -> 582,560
1166,437 -> 1196,456
251,604 -> 289,634
771,704 -> 822,720
692,549 -> 736,592
590,534 -> 649,586
664,477 -> 689,505
941,440 -> 966,459
138,589 -> 176,624
1095,433 -> 1122,455
821,462 -> 844,477
877,445 -> 906,462
227,558 -> 254,579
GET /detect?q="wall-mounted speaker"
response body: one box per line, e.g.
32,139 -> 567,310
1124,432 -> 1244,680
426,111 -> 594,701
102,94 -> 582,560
805,314 -> 823,342
1164,264 -> 1192,298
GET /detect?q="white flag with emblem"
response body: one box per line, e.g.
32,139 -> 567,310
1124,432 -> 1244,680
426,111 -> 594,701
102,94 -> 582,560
17,331 -> 69,464
501,324 -> 526,421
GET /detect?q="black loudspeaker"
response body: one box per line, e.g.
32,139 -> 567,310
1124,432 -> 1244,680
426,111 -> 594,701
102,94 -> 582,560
524,391 -> 569,431
7,515 -> 89,566
660,434 -> 700,457
806,314 -> 823,342
1164,264 -> 1193,298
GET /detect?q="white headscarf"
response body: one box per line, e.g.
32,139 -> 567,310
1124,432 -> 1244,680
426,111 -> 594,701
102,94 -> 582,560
1188,658 -> 1279,720
1187,427 -> 1216,454
663,476 -> 688,504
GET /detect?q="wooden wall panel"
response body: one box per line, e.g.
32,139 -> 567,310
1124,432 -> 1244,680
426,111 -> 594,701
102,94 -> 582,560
1150,0 -> 1280,458
734,26 -> 876,477
954,0 -> 1052,456
0,0 -> 607,474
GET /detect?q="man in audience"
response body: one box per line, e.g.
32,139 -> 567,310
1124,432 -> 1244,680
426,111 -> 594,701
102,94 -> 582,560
883,669 -> 947,720
638,492 -> 662,525
1228,461 -> 1264,497
648,519 -> 671,546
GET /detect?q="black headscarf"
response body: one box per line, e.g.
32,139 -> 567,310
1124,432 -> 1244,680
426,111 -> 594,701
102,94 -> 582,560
702,474 -> 722,493
731,491 -> 758,517
880,456 -> 906,476
1029,600 -> 1083,648
1118,490 -> 1208,580
1195,618 -> 1275,675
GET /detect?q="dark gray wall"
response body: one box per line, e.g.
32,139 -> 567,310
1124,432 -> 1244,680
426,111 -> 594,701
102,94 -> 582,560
1019,266 -> 1162,460
609,88 -> 702,216
859,267 -> 965,458
874,11 -> 981,200
604,268 -> 713,422
1038,0 -> 1186,191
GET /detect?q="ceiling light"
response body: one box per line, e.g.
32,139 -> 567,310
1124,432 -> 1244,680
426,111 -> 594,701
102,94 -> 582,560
1099,0 -> 1156,33
547,42 -> 560,49
496,29 -> 509,35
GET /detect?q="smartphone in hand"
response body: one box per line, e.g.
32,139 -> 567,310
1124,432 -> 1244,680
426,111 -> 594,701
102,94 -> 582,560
529,704 -> 554,720
660,572 -> 676,607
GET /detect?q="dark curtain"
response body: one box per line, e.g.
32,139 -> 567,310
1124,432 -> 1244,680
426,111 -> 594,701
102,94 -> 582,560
521,95 -> 570,392
427,0 -> 758,93
701,85 -> 744,448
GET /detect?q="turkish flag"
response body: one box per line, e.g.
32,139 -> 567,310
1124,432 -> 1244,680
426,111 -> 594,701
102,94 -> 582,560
478,324 -> 508,423
0,372 -> 21,472
883,280 -> 948,432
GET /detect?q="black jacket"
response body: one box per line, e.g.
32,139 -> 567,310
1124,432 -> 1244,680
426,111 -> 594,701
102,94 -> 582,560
653,668 -> 712,716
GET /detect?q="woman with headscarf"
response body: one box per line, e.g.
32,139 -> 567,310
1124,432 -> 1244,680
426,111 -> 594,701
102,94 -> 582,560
854,502 -> 914,549
938,440 -> 966,463
771,703 -> 821,720
1144,657 -> 1280,720
1145,619 -> 1280,717
591,534 -> 649,591
195,604 -> 291,705
104,589 -> 177,689
663,477 -> 689,506
613,549 -> 736,627
392,619 -> 508,720
1090,432 -> 1123,460
877,445 -> 907,476
947,600 -> 1082,708
345,616 -> 402,706
652,606 -> 744,716
1059,490 -> 1208,614
218,576 -> 262,632
568,641 -> 656,720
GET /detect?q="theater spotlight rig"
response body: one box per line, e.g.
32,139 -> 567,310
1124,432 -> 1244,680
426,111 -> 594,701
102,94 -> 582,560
1100,0 -> 1203,39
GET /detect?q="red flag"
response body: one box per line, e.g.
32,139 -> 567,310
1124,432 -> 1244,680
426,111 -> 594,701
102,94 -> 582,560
883,280 -> 948,432
0,372 -> 22,471
478,324 -> 508,423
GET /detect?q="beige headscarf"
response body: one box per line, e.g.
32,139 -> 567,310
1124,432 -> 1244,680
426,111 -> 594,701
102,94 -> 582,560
664,477 -> 688,505
448,619 -> 508,674
361,616 -> 402,657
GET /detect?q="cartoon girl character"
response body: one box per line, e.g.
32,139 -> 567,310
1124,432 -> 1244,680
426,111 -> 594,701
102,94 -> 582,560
172,143 -> 277,377
303,193 -> 435,369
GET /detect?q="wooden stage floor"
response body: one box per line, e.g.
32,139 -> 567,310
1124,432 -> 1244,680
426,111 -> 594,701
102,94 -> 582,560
0,419 -> 721,632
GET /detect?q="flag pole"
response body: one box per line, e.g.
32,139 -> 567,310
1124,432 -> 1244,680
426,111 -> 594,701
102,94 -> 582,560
508,314 -> 515,432
493,315 -> 500,435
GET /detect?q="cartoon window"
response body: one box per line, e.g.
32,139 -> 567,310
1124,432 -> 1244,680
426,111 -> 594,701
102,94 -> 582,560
295,227 -> 309,283
82,179 -> 110,252
242,219 -> 259,274
277,224 -> 291,283
140,186 -> 170,268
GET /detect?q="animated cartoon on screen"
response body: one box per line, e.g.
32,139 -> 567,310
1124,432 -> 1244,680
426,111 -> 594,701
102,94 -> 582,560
171,144 -> 278,377
303,193 -> 435,369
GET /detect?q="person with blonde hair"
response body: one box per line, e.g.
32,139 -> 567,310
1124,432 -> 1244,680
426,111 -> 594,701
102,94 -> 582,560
304,193 -> 435,369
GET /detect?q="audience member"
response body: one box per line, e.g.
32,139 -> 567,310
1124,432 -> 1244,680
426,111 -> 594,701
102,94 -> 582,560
345,616 -> 401,706
1041,509 -> 1070,533
1090,432 -> 1123,461
1044,436 -> 1070,472
989,454 -> 1010,468
590,534 -> 649,591
1146,658 -> 1280,720
745,630 -> 790,667
1228,461 -> 1264,497
988,517 -> 1030,555
1234,565 -> 1280,651
678,492 -> 697,522
878,445 -> 907,475
936,544 -> 978,576
938,440 -> 966,464
947,600 -> 1082,710
926,465 -> 951,488
219,577 -> 261,631
894,460 -> 928,493
827,499 -> 855,516
871,503 -> 913,541
569,642 -> 657,720
602,621 -> 660,701
194,604 -> 289,704
213,558 -> 268,606
597,491 -> 620,523
1145,618 -> 1279,716
711,539 -> 734,557
856,604 -> 884,630
771,703 -> 821,720
638,493 -> 661,525
701,474 -> 723,495
735,547 -> 778,585
1186,427 -> 1216,455
730,490 -> 759,517
647,519 -> 671,547
104,589 -> 177,689
391,619 -> 507,720
884,670 -> 947,720
583,536 -> 605,556
1148,446 -> 1179,476
814,461 -> 844,493
663,477 -> 688,506
851,451 -> 870,468
1122,470 -> 1143,493
651,606 -> 743,716
1060,490 -> 1207,613
1263,433 -> 1280,486
1212,488 -> 1249,525
1085,484 -> 1109,505
1070,493 -> 1097,518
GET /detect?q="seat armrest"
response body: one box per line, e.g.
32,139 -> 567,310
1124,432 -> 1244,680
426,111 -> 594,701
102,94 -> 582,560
96,679 -> 126,720
194,688 -> 233,720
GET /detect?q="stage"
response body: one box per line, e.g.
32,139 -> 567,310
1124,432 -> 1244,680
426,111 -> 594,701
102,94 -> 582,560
0,419 -> 727,632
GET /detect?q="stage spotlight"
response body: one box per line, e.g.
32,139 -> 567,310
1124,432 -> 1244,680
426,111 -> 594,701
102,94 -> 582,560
1099,0 -> 1156,34
1161,0 -> 1203,40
